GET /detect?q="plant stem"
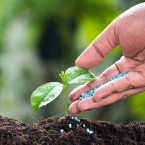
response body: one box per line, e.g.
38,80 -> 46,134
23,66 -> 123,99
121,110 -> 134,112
63,85 -> 68,115
59,71 -> 68,115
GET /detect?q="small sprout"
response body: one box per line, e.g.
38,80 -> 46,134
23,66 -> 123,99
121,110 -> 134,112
30,66 -> 96,114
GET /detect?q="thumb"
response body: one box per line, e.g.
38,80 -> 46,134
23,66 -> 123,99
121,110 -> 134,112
76,20 -> 118,69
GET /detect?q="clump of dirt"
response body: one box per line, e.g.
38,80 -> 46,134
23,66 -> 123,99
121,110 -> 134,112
0,115 -> 145,145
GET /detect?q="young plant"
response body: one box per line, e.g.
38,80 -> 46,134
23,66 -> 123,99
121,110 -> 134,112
30,66 -> 96,114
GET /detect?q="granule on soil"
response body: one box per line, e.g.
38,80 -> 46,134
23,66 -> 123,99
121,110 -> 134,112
0,115 -> 145,145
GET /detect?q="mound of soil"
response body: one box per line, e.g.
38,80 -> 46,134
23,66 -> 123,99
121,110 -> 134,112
0,115 -> 145,145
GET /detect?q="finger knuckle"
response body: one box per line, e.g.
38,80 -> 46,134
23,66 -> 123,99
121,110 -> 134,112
100,74 -> 108,82
128,85 -> 136,89
121,94 -> 129,100
110,82 -> 118,93
125,75 -> 135,89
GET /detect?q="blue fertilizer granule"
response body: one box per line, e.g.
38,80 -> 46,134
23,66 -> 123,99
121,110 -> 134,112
88,130 -> 93,134
86,128 -> 93,134
71,117 -> 74,119
70,116 -> 80,122
66,115 -> 94,134
79,72 -> 128,100
83,124 -> 86,128
69,124 -> 72,128
60,129 -> 64,133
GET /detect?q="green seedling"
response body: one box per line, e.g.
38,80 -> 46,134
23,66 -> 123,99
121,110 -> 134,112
30,66 -> 96,114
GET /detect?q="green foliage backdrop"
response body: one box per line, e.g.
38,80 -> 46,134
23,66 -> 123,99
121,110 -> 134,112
0,0 -> 144,123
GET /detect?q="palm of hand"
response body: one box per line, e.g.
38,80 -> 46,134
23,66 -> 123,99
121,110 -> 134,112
69,3 -> 145,115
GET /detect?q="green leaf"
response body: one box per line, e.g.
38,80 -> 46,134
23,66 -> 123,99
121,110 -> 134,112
30,82 -> 63,112
64,66 -> 96,85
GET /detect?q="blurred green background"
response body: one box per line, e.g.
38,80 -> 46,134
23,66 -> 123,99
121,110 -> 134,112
0,0 -> 144,124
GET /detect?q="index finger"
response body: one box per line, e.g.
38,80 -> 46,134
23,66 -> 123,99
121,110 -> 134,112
76,20 -> 118,69
69,63 -> 120,102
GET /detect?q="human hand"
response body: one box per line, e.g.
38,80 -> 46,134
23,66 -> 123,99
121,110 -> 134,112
69,3 -> 145,115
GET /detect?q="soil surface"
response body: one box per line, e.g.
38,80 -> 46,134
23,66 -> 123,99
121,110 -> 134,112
0,115 -> 145,145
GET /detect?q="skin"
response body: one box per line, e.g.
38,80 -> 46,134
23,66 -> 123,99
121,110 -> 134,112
69,3 -> 145,115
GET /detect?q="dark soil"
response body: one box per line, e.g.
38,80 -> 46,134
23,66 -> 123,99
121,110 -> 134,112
0,115 -> 145,145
